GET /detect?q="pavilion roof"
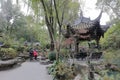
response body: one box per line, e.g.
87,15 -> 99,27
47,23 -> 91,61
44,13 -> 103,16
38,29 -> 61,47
72,11 -> 91,26
72,10 -> 103,29
62,9 -> 110,42
101,24 -> 110,32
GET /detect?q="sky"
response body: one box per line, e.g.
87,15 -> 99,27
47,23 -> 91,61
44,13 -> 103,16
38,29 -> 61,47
13,0 -> 110,25
80,0 -> 110,25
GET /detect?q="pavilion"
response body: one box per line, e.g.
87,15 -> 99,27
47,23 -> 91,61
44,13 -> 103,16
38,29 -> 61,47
63,10 -> 110,53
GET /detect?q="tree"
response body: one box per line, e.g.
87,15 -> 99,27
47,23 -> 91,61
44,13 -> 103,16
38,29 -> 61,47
28,0 -> 80,51
96,0 -> 120,20
100,21 -> 120,67
0,0 -> 25,34
24,15 -> 50,46
100,21 -> 120,49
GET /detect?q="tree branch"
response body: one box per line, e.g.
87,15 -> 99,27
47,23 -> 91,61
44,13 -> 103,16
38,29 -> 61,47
53,0 -> 61,32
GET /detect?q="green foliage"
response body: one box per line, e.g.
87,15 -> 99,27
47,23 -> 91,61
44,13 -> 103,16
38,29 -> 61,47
96,0 -> 120,20
29,0 -> 40,15
48,51 -> 56,61
59,48 -> 70,60
0,34 -> 19,48
103,49 -> 120,67
99,70 -> 120,80
48,61 -> 75,80
17,46 -> 25,52
60,48 -> 68,56
48,61 -> 59,76
100,22 -> 120,67
0,48 -> 17,59
0,0 -> 24,33
28,0 -> 80,51
100,22 -> 120,49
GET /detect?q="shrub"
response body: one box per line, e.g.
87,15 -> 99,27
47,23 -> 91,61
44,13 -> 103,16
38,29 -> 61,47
0,35 -> 16,48
104,49 -> 120,68
0,48 -> 17,59
59,48 -> 69,60
48,51 -> 56,61
48,61 -> 75,80
100,70 -> 120,80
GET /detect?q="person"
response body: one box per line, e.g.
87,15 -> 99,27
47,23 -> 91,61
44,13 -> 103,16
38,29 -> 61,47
33,49 -> 38,60
29,48 -> 33,61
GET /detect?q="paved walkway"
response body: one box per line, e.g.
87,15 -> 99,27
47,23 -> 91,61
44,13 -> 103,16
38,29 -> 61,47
0,61 -> 52,80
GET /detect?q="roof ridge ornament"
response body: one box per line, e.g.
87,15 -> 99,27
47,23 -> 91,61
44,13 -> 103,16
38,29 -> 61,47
93,10 -> 103,22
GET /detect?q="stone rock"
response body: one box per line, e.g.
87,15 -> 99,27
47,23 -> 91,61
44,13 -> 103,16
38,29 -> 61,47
74,74 -> 81,80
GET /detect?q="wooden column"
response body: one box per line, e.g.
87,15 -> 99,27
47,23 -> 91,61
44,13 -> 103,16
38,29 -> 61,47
75,39 -> 79,54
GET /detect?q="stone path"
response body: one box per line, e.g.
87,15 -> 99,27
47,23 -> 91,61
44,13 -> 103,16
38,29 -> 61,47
0,61 -> 52,80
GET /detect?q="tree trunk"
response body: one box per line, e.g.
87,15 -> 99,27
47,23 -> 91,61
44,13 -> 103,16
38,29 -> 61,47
50,40 -> 54,51
46,23 -> 55,51
40,0 -> 55,51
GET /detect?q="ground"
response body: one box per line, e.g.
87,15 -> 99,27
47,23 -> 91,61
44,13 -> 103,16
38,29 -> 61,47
0,61 -> 52,80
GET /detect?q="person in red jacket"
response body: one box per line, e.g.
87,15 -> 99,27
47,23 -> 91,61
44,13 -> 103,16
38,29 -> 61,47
33,49 -> 38,60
